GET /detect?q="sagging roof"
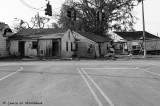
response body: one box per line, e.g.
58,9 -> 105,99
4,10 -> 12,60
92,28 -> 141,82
75,31 -> 111,43
114,31 -> 159,40
9,28 -> 68,39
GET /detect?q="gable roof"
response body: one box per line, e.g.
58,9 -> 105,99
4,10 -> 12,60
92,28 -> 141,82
114,31 -> 159,40
9,28 -> 68,39
75,31 -> 110,43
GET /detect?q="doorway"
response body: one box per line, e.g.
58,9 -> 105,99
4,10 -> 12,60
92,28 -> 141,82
18,41 -> 25,57
52,41 -> 59,56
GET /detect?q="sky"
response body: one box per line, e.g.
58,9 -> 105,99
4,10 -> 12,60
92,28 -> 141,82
0,0 -> 160,36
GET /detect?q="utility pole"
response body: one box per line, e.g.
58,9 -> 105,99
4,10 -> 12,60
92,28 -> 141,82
142,0 -> 146,58
37,12 -> 41,29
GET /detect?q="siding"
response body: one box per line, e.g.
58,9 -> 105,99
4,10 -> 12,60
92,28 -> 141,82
61,30 -> 75,58
0,32 -> 9,57
38,39 -> 61,57
38,40 -> 52,56
10,40 -> 37,56
10,40 -> 18,55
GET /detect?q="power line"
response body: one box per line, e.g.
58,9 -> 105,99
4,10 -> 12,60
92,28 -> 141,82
19,0 -> 45,11
19,0 -> 62,12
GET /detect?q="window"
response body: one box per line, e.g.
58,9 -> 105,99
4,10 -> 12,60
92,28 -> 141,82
132,46 -> 137,50
68,32 -> 70,39
71,42 -> 73,51
75,43 -> 78,51
66,42 -> 68,51
32,41 -> 38,49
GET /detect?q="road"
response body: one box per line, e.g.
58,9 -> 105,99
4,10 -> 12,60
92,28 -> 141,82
0,60 -> 160,106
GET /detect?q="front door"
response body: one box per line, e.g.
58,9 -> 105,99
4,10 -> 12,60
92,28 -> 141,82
52,41 -> 59,56
18,41 -> 25,57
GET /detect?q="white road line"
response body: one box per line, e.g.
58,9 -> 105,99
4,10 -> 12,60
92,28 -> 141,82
83,67 -> 138,70
138,68 -> 160,76
0,66 -> 23,81
81,68 -> 115,106
77,68 -> 103,106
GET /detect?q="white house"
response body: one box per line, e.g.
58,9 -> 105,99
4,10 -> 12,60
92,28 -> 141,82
9,28 -> 75,58
73,31 -> 110,58
0,22 -> 13,57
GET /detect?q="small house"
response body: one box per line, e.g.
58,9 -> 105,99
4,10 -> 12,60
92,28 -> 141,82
9,28 -> 75,58
73,31 -> 111,58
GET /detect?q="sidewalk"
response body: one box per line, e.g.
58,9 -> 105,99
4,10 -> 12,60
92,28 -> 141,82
1,55 -> 160,61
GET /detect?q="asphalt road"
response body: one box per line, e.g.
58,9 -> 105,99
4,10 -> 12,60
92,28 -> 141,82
0,60 -> 160,106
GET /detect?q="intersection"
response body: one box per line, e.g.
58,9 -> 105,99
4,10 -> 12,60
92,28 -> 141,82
0,60 -> 160,106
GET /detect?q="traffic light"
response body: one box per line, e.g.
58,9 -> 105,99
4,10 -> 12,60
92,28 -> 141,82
45,2 -> 52,16
67,8 -> 76,21
96,11 -> 99,21
96,11 -> 105,21
67,10 -> 72,18
102,12 -> 105,21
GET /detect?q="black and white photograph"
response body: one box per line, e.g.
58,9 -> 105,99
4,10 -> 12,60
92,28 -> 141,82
0,0 -> 160,106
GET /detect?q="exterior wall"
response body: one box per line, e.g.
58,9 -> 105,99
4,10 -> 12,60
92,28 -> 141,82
38,39 -> 61,57
38,39 -> 52,57
145,39 -> 160,51
76,41 -> 96,58
127,39 -> 160,52
100,42 -> 108,56
61,30 -> 75,58
0,31 -> 9,57
10,40 -> 18,55
10,39 -> 37,56
73,32 -> 101,58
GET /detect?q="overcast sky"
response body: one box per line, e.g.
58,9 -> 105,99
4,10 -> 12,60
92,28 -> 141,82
0,0 -> 159,36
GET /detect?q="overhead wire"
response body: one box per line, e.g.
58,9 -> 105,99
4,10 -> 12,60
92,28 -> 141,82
19,0 -> 45,11
20,0 -> 62,12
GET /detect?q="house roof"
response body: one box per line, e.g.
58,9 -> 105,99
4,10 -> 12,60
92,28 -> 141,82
114,31 -> 159,40
9,28 -> 68,39
75,31 -> 110,43
0,22 -> 6,30
39,33 -> 64,39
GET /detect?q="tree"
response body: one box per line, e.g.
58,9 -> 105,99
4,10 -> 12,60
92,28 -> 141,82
58,0 -> 143,35
12,20 -> 29,32
30,13 -> 50,29
12,13 -> 51,32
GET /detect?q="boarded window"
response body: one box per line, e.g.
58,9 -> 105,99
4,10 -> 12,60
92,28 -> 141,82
32,41 -> 38,49
66,42 -> 68,51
